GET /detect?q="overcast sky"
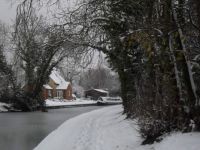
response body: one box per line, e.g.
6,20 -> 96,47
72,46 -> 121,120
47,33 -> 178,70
0,0 -> 17,24
0,0 -> 77,25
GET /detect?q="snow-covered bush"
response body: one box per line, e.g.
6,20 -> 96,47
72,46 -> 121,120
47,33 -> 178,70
139,119 -> 167,144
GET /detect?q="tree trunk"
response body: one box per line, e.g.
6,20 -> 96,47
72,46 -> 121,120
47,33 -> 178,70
171,0 -> 199,106
168,34 -> 183,101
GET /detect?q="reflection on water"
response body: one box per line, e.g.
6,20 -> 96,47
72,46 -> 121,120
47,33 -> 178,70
0,106 -> 102,150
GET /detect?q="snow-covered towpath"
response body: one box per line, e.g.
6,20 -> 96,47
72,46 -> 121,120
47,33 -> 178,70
34,105 -> 142,150
34,105 -> 200,150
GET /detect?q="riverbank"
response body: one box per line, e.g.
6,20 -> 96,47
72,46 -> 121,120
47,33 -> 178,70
45,99 -> 97,108
0,99 -> 97,112
35,105 -> 200,150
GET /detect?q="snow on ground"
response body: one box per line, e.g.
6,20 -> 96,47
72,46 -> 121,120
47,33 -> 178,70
153,132 -> 200,150
0,102 -> 9,112
45,98 -> 97,107
34,105 -> 142,150
34,105 -> 200,150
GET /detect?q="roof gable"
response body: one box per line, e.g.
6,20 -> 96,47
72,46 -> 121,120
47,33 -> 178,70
85,89 -> 109,94
94,89 -> 109,93
49,69 -> 70,90
43,84 -> 53,89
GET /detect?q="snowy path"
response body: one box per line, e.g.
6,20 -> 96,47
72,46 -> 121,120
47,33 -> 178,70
34,105 -> 143,150
34,105 -> 200,150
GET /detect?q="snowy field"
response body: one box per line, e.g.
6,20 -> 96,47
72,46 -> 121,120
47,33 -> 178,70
45,99 -> 97,107
34,105 -> 200,150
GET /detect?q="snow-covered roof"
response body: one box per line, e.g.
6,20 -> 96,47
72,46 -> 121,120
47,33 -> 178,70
94,89 -> 109,93
43,84 -> 53,90
50,69 -> 70,90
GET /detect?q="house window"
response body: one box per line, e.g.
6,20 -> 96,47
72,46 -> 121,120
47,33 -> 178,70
48,90 -> 52,98
56,90 -> 63,98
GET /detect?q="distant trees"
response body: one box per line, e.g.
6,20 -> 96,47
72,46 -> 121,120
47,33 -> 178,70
79,66 -> 120,95
0,21 -> 16,103
0,21 -> 10,81
58,48 -> 94,83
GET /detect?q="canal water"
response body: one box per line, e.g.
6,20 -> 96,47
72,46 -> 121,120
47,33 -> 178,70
0,106 -> 103,150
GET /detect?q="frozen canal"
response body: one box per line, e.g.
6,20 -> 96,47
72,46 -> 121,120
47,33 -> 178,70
0,106 -> 104,150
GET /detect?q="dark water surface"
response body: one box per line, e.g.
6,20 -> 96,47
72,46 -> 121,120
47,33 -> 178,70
0,106 -> 103,150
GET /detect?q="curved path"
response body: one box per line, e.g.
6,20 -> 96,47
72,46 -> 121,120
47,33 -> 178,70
35,105 -> 140,150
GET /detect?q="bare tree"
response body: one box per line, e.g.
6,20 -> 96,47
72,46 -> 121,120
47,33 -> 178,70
12,0 -> 94,110
13,2 -> 78,110
58,47 -> 94,83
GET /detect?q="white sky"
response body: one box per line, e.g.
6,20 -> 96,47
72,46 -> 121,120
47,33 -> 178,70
0,0 -> 77,24
0,0 -> 17,24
